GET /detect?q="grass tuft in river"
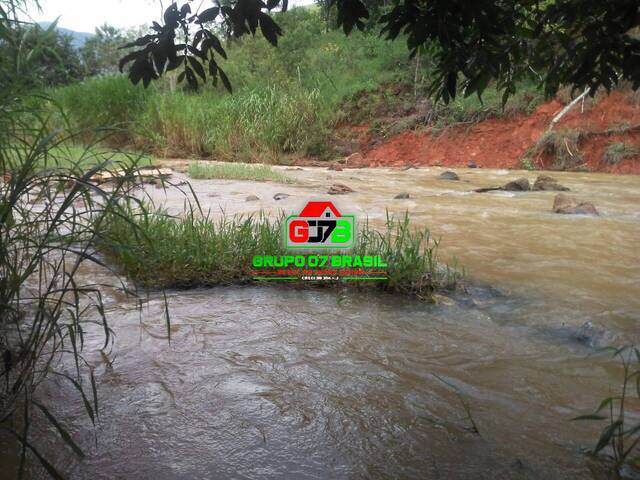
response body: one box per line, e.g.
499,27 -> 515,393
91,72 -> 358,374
187,161 -> 295,183
100,207 -> 460,298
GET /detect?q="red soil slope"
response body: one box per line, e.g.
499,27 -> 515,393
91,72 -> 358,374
347,91 -> 640,174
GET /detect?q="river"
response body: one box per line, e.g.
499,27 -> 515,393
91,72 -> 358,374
5,165 -> 640,479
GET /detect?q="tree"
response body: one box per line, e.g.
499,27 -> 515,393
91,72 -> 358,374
0,19 -> 83,89
121,0 -> 640,102
80,23 -> 127,76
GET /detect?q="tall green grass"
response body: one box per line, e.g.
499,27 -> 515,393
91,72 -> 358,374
137,85 -> 328,162
18,143 -> 153,169
0,98 -> 159,478
48,75 -> 153,144
187,161 -> 294,183
100,208 -> 460,298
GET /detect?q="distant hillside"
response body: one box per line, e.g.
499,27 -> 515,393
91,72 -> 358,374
38,22 -> 93,48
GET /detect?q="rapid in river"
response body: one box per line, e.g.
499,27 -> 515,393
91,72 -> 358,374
6,165 -> 640,479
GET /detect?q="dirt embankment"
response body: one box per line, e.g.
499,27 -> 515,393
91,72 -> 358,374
338,90 -> 640,174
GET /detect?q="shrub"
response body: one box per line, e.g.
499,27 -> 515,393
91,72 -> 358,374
603,142 -> 640,164
520,157 -> 535,170
530,128 -> 585,170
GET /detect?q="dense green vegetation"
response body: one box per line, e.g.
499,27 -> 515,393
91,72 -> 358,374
101,208 -> 460,298
47,7 -> 406,161
45,7 -> 546,164
0,5 -> 159,475
0,20 -> 83,89
125,0 -> 640,107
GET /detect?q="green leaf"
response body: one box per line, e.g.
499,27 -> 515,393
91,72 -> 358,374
188,56 -> 206,81
90,369 -> 99,421
259,12 -> 282,47
208,35 -> 227,59
51,372 -> 95,425
163,291 -> 171,344
33,402 -> 85,459
198,7 -> 219,23
594,420 -> 623,454
594,396 -> 616,414
218,67 -> 232,94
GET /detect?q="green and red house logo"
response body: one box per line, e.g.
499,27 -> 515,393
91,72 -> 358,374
285,201 -> 355,249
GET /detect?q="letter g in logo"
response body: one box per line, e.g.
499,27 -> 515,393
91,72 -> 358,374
289,219 -> 309,243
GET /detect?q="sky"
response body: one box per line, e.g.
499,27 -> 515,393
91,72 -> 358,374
29,0 -> 313,33
29,0 -> 162,32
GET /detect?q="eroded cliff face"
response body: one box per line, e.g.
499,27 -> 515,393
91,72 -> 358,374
327,90 -> 640,174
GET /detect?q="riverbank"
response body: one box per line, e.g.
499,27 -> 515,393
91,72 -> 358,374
306,90 -> 640,174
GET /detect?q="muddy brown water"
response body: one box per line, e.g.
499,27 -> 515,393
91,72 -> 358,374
6,166 -> 640,479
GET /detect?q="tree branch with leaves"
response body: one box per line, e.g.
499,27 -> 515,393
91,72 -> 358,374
122,0 -> 640,103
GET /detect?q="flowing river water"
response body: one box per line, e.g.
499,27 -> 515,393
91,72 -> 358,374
5,166 -> 640,479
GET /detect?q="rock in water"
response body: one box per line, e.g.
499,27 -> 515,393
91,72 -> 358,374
552,194 -> 573,212
552,193 -> 599,215
245,195 -> 260,202
328,164 -> 343,171
327,183 -> 354,195
467,160 -> 478,168
533,175 -> 570,191
273,193 -> 290,201
474,186 -> 503,193
394,192 -> 410,199
439,171 -> 460,180
503,177 -> 530,191
573,203 -> 599,215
